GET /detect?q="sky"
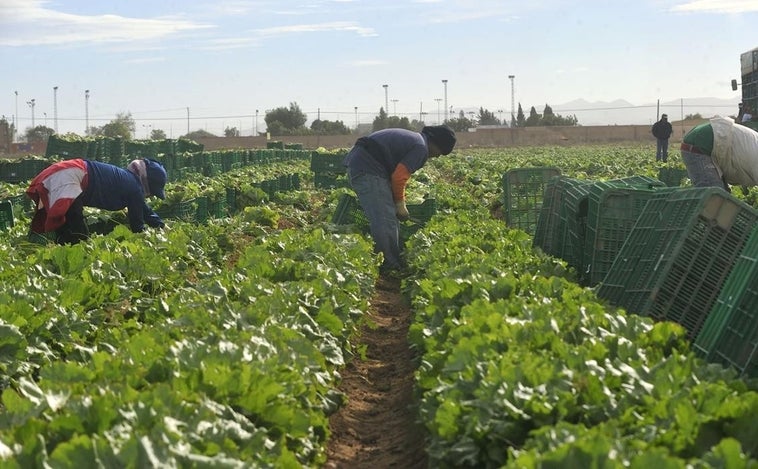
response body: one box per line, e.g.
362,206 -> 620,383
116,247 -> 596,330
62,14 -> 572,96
1,0 -> 757,137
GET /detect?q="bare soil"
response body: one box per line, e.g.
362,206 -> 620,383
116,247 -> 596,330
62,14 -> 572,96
324,275 -> 428,469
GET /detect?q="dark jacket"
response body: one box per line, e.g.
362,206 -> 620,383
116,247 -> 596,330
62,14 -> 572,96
652,119 -> 673,139
82,160 -> 164,232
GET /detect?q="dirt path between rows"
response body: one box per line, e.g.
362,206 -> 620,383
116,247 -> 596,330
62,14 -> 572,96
324,276 -> 428,468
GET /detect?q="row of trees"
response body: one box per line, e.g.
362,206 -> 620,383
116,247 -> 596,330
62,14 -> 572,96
15,102 -> 579,143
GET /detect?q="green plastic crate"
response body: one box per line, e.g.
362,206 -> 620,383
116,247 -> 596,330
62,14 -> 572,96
533,176 -> 589,259
503,167 -> 560,235
658,167 -> 689,187
693,224 -> 758,378
332,193 -> 436,245
314,173 -> 348,189
310,152 -> 347,174
225,187 -> 237,215
0,200 -> 13,231
597,187 -> 758,339
582,184 -> 678,286
155,199 -> 198,222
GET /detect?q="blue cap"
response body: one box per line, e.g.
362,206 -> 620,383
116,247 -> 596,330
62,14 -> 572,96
144,158 -> 167,199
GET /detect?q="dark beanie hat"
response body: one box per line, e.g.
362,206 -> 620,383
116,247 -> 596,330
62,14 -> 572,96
144,158 -> 167,199
422,125 -> 456,155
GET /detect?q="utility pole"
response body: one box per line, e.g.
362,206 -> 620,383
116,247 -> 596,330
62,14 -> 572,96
442,79 -> 448,123
14,90 -> 18,142
383,84 -> 389,114
85,90 -> 90,135
27,98 -> 36,128
508,75 -> 515,126
53,86 -> 58,132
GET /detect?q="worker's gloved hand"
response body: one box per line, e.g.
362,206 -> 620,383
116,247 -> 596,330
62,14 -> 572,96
395,201 -> 410,221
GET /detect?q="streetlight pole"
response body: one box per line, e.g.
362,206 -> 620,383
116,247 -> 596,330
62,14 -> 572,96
255,109 -> 258,135
383,84 -> 388,114
435,98 -> 442,125
43,112 -> 47,127
85,90 -> 90,135
354,106 -> 358,130
14,91 -> 18,142
442,79 -> 448,123
27,99 -> 35,128
508,75 -> 515,126
53,86 -> 58,133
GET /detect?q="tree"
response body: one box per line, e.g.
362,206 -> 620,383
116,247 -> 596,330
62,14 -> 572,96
90,112 -> 136,139
311,119 -> 350,135
445,110 -> 473,132
150,128 -> 167,140
525,106 -> 541,126
477,107 -> 500,126
516,103 -> 526,127
372,108 -> 414,132
26,125 -> 54,143
265,102 -> 308,136
224,126 -> 240,137
540,103 -> 578,126
183,129 -> 217,140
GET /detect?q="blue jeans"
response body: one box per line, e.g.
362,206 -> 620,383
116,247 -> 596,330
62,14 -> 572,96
656,138 -> 669,161
348,170 -> 403,271
681,149 -> 727,190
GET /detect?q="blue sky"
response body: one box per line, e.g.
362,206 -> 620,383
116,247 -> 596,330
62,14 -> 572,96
1,0 -> 757,137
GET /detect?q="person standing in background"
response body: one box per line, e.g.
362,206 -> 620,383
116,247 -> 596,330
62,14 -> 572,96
652,113 -> 673,162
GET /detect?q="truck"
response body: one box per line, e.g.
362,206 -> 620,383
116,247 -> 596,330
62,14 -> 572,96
732,47 -> 758,131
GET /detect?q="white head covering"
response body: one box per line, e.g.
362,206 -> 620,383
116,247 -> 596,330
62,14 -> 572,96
126,159 -> 151,197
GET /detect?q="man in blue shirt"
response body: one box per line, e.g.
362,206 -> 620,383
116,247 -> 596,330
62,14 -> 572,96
27,158 -> 167,244
343,125 -> 456,275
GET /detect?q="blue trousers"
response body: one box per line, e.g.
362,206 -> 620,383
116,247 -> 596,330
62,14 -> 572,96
681,149 -> 727,190
656,138 -> 669,162
348,170 -> 403,271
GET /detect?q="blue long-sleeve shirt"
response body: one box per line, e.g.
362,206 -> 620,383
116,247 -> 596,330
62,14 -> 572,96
81,160 -> 164,232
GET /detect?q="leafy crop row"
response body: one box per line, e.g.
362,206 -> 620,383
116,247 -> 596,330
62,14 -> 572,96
404,207 -> 757,467
0,212 -> 375,466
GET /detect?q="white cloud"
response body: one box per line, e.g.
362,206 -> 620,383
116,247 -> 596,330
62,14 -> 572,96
0,0 -> 213,47
671,0 -> 758,13
349,59 -> 388,67
254,21 -> 377,38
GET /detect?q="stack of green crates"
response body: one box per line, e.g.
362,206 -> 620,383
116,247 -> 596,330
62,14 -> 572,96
533,176 -> 593,271
311,151 -> 348,189
45,134 -> 90,159
582,181 -> 674,286
597,187 -> 758,340
693,224 -> 758,378
0,158 -> 51,183
502,167 -> 560,235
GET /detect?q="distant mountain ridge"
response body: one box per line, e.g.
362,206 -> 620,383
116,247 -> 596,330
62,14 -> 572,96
551,97 -> 740,126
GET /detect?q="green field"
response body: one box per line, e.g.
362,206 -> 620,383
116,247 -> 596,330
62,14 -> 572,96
0,143 -> 756,467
